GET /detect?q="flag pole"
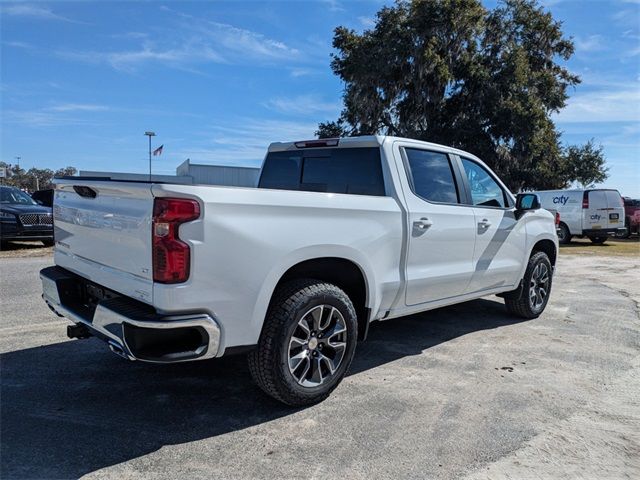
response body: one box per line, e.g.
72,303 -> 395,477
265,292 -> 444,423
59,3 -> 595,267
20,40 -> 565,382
144,131 -> 156,181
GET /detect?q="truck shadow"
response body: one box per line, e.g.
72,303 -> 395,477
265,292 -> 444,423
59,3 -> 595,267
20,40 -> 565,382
1,297 -> 527,479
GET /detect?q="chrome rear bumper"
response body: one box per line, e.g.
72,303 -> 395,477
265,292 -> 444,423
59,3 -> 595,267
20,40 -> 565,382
40,266 -> 220,363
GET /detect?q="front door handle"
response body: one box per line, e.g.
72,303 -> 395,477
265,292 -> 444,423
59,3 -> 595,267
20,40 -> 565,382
478,219 -> 492,229
414,217 -> 433,230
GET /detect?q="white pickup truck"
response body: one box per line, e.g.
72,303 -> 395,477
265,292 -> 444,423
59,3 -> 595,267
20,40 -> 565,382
40,136 -> 558,405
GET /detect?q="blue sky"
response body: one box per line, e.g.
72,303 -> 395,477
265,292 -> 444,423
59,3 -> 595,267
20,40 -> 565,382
1,0 -> 639,196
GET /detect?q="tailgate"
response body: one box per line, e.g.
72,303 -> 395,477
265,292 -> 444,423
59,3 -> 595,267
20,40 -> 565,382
53,180 -> 155,303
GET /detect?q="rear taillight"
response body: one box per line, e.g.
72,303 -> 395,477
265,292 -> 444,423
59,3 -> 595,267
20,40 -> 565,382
152,198 -> 200,284
555,212 -> 561,226
582,191 -> 589,209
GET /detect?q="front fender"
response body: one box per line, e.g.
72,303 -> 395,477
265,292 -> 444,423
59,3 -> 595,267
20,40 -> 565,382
517,209 -> 559,282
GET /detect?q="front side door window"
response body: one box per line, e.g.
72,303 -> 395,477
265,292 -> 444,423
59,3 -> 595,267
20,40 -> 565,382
461,158 -> 507,208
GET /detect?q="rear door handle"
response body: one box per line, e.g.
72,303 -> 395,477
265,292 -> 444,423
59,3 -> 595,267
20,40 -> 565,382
478,219 -> 492,229
414,218 -> 433,230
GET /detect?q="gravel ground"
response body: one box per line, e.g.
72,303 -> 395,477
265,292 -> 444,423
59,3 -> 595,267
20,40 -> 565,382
1,253 -> 639,480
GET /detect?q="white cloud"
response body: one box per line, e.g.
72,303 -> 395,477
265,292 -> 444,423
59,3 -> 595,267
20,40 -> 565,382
321,0 -> 345,13
3,103 -> 110,127
2,40 -> 33,49
195,21 -> 299,60
289,67 -> 315,78
57,16 -> 299,72
2,4 -> 77,22
358,16 -> 376,28
555,88 -> 640,123
263,95 -> 340,116
177,119 -> 319,166
574,35 -> 606,53
2,110 -> 98,127
48,103 -> 110,112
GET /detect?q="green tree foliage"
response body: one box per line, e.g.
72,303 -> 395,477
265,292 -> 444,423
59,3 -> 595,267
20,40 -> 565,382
561,140 -> 608,189
0,162 -> 77,191
318,0 -> 607,191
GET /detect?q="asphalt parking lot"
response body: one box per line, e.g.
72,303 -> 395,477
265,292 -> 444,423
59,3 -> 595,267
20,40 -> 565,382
1,249 -> 639,479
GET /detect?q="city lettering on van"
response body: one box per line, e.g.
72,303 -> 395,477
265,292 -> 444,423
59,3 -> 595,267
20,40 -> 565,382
552,195 -> 569,205
590,214 -> 601,221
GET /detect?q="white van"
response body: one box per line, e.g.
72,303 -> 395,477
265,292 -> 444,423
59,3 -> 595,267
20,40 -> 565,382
534,189 -> 625,244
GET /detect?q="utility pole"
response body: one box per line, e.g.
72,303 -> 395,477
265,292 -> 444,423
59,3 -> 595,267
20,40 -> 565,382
15,156 -> 21,168
145,131 -> 156,181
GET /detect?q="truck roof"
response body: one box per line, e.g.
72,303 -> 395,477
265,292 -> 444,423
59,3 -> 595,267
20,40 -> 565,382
267,135 -> 482,161
533,188 -> 620,194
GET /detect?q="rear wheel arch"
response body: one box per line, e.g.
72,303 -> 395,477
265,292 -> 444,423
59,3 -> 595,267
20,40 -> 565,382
269,257 -> 371,341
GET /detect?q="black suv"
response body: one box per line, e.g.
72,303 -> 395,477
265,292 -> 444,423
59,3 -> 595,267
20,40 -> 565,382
0,186 -> 54,246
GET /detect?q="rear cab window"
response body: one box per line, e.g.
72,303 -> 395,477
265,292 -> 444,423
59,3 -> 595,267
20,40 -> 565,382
259,147 -> 386,196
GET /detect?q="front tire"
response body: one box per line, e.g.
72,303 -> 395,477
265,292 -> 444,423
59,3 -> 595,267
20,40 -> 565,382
504,251 -> 553,319
248,279 -> 358,406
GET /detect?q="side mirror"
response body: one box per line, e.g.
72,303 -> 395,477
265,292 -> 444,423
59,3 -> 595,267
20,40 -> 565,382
516,193 -> 540,213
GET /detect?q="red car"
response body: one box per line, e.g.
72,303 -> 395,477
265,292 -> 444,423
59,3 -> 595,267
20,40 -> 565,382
620,197 -> 640,237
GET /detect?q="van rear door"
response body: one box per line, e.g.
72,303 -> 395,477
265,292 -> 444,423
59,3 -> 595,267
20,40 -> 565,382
584,190 -> 624,233
585,190 -> 607,231
604,190 -> 625,230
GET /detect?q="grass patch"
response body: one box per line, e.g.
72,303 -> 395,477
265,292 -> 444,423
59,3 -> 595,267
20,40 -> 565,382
560,237 -> 640,257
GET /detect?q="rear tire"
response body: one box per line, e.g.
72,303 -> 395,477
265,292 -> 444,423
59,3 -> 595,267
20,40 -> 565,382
504,251 -> 553,319
589,236 -> 607,244
248,278 -> 358,406
616,219 -> 631,239
557,223 -> 571,244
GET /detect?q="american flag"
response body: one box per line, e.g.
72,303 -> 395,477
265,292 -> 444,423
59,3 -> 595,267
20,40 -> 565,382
153,145 -> 163,156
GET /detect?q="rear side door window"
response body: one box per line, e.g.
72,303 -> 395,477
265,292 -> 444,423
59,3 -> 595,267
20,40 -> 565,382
404,149 -> 459,203
460,158 -> 507,208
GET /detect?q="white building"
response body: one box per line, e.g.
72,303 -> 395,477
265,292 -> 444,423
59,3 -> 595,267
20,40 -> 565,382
79,161 -> 261,187
176,160 -> 260,187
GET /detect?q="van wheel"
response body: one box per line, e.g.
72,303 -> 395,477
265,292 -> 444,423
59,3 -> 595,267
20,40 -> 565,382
248,279 -> 358,406
504,251 -> 553,319
557,223 -> 571,244
616,219 -> 631,238
589,236 -> 607,244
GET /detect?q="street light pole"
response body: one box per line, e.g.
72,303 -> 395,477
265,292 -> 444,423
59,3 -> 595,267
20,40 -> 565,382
144,131 -> 156,181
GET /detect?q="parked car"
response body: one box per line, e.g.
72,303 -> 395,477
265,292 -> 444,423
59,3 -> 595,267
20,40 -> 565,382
534,188 -> 625,244
31,188 -> 54,207
0,186 -> 54,247
617,197 -> 640,238
40,136 -> 558,405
